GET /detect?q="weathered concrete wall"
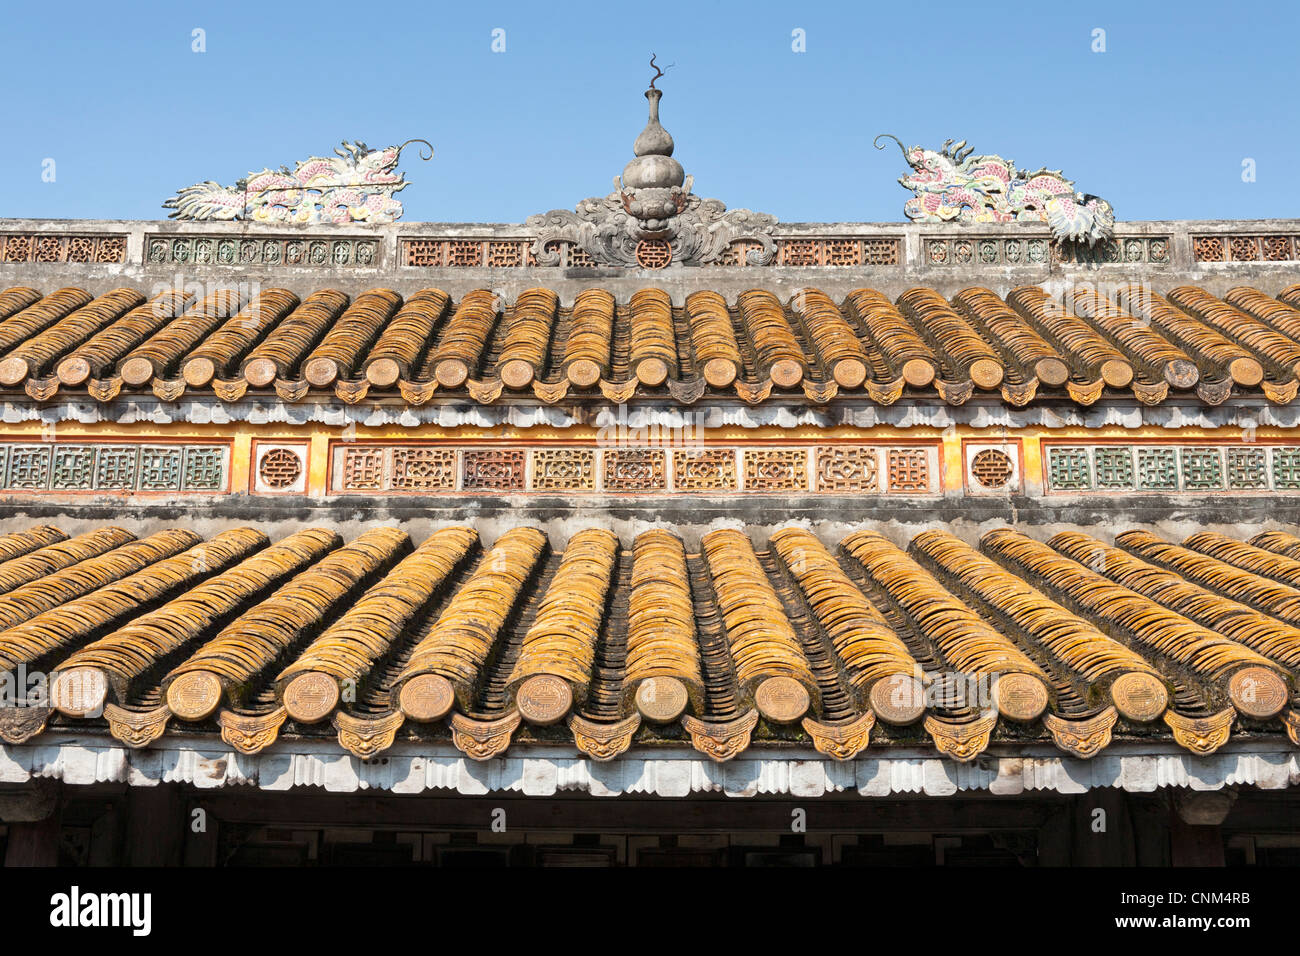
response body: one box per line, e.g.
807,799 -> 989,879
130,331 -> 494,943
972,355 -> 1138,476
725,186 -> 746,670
3,217 -> 1298,301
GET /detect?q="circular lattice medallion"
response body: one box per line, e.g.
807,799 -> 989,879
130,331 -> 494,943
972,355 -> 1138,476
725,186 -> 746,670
259,447 -> 303,489
636,239 -> 672,270
971,448 -> 1014,489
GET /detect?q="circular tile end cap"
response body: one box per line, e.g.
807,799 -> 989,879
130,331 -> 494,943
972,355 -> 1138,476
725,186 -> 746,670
702,358 -> 738,388
499,359 -> 535,390
516,674 -> 573,725
1034,357 -> 1070,387
282,671 -> 341,724
1164,359 -> 1200,390
994,673 -> 1049,721
242,357 -> 278,387
566,359 -> 602,388
1228,665 -> 1288,719
50,667 -> 108,718
831,358 -> 868,389
769,359 -> 804,388
434,359 -> 469,388
634,676 -> 689,723
365,358 -> 400,387
181,357 -> 216,388
635,357 -> 669,387
56,356 -> 92,386
119,357 -> 156,385
1110,671 -> 1169,722
398,674 -> 455,723
868,673 -> 926,725
1228,357 -> 1264,388
901,358 -> 936,388
0,357 -> 29,386
166,671 -> 223,722
303,357 -> 339,387
1100,359 -> 1134,388
969,358 -> 1005,390
754,676 -> 810,723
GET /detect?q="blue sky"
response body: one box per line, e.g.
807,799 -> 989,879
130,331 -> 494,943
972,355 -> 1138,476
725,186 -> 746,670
3,0 -> 1296,223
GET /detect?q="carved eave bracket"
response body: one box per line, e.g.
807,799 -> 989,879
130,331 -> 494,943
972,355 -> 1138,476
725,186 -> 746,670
681,710 -> 759,762
1043,707 -> 1118,759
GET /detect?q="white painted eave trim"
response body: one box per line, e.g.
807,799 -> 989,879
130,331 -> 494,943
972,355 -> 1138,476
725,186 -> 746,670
2,735 -> 1295,798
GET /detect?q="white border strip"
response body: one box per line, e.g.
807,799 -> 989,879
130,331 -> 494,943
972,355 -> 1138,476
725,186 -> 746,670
2,736 -> 1297,798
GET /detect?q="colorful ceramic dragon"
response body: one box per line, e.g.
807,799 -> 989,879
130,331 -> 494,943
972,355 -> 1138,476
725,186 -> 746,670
163,139 -> 433,224
874,135 -> 1114,244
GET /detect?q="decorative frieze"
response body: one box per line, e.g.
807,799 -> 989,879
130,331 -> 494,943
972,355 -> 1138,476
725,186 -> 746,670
392,447 -> 456,491
531,449 -> 596,491
602,449 -> 667,492
0,442 -> 227,493
329,442 -> 940,495
926,236 -> 1054,267
461,449 -> 526,491
924,235 -> 1169,267
146,235 -> 380,268
673,449 -> 737,491
1,234 -> 125,264
399,236 -> 901,268
400,239 -> 534,268
814,446 -> 879,492
1045,443 -> 1300,494
1192,234 -> 1300,263
887,448 -> 932,493
743,449 -> 808,491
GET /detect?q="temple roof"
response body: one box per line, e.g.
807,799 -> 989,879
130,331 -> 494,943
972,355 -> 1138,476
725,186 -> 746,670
1,519 -> 1297,770
2,281 -> 1300,410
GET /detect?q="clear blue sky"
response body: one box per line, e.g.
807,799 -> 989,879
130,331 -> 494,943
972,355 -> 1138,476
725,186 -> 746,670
3,0 -> 1296,224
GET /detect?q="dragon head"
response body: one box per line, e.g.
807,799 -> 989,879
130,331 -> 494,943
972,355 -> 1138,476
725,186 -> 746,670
875,134 -> 974,191
341,139 -> 434,184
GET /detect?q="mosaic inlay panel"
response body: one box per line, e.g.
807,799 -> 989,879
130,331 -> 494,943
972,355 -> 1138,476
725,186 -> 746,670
330,443 -> 940,495
1045,444 -> 1300,494
0,442 -> 228,493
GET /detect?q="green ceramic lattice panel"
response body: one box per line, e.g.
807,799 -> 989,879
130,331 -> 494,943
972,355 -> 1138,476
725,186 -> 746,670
1272,447 -> 1300,490
182,447 -> 225,491
139,447 -> 184,491
10,446 -> 53,489
1226,447 -> 1268,490
95,446 -> 139,490
1180,447 -> 1224,490
1094,447 -> 1134,490
1136,448 -> 1178,491
50,446 -> 93,490
1048,448 -> 1091,491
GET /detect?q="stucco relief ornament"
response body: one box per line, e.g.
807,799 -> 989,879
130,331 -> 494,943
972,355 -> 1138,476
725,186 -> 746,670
162,139 -> 433,223
528,57 -> 777,268
874,134 -> 1115,245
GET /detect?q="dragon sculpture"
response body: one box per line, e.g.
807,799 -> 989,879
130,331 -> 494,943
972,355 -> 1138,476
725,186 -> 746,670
163,139 -> 433,224
874,135 -> 1114,245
